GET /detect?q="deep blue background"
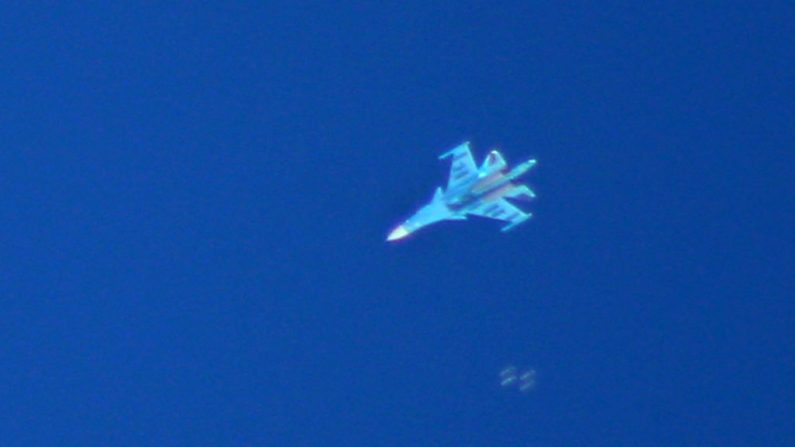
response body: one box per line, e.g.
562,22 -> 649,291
1,2 -> 793,446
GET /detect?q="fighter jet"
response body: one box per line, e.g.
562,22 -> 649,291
387,141 -> 537,241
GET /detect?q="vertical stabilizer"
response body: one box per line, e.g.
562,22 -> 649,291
480,150 -> 507,173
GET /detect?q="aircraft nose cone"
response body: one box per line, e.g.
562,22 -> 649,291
387,225 -> 410,241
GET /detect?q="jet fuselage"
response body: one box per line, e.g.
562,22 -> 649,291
387,142 -> 537,241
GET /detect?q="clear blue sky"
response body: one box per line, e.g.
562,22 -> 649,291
1,2 -> 793,446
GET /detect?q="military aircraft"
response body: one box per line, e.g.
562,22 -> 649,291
387,141 -> 537,241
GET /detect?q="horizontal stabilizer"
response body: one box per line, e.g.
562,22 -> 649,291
505,184 -> 536,201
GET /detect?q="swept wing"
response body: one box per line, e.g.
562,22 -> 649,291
468,198 -> 532,232
439,142 -> 477,192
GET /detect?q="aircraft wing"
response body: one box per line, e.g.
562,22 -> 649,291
439,142 -> 478,192
468,198 -> 532,232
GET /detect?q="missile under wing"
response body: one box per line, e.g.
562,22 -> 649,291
387,142 -> 537,241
